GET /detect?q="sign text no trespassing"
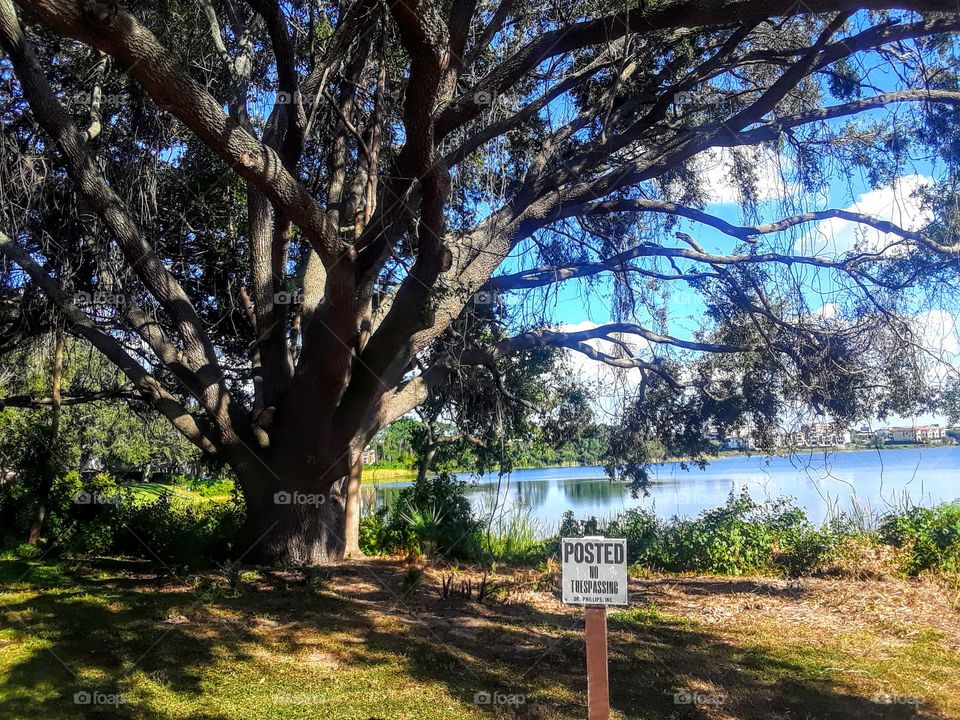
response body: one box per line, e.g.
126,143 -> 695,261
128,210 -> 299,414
561,537 -> 628,606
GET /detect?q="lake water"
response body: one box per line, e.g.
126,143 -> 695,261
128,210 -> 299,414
365,446 -> 960,530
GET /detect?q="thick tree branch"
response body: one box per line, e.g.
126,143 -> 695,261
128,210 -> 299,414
0,383 -> 138,408
0,0 -> 240,433
0,232 -> 218,454
18,0 -> 348,270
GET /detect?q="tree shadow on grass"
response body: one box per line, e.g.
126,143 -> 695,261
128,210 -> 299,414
1,558 -> 261,719
632,576 -> 809,599
297,561 -> 928,719
0,558 -> 933,720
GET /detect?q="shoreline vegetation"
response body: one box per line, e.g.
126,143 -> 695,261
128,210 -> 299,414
360,466 -> 418,483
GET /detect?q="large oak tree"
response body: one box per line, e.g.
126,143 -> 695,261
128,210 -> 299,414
1,0 -> 958,563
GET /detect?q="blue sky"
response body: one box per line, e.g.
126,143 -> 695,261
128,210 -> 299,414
487,22 -> 958,428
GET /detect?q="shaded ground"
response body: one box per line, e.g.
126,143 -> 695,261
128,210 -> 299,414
1,557 -> 957,719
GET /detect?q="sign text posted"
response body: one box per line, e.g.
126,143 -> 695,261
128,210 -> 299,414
561,537 -> 628,606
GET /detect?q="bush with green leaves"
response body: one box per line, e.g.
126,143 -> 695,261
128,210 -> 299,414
607,508 -> 668,569
115,492 -> 245,568
59,471 -> 132,556
772,526 -> 843,577
880,504 -> 960,575
664,492 -> 775,575
358,507 -> 392,556
558,492 -> 846,576
0,470 -> 130,556
383,473 -> 481,558
1,467 -> 244,568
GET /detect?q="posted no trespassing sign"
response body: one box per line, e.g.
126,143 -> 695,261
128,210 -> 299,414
560,537 -> 628,606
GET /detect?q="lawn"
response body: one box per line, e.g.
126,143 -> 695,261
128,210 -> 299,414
125,466 -> 416,506
361,467 -> 418,483
1,557 -> 957,719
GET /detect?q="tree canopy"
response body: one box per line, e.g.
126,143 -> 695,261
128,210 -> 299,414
0,0 -> 958,562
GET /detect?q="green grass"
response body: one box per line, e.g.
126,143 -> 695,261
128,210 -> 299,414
128,482 -> 232,504
361,466 -> 417,483
1,558 -> 957,719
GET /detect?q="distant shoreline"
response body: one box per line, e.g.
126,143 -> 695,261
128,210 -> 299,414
363,443 -> 959,483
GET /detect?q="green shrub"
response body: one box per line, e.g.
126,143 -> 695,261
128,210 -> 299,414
60,471 -> 132,555
880,504 -> 960,575
359,507 -> 392,555
773,526 -> 842,577
0,467 -> 244,567
662,491 -> 775,575
382,473 -> 481,559
558,492 -> 845,577
0,470 -> 131,556
607,508 -> 667,568
116,493 -> 245,568
558,511 -> 605,538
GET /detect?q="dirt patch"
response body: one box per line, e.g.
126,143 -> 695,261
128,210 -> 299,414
629,574 -> 960,648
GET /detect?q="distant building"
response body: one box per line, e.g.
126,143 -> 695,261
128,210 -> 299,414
722,434 -> 755,451
80,454 -> 106,477
797,422 -> 851,448
361,445 -> 380,465
886,425 -> 945,443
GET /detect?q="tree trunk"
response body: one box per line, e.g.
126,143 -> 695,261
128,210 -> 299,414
28,328 -> 64,545
240,477 -> 347,565
417,443 -> 438,483
342,456 -> 363,558
233,445 -> 358,566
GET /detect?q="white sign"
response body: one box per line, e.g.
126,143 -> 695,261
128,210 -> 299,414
561,537 -> 628,606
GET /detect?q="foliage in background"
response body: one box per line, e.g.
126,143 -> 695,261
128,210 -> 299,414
558,494 -> 960,578
881,504 -> 960,575
386,473 -> 480,558
0,338 -> 204,480
0,469 -> 244,568
362,475 -> 960,578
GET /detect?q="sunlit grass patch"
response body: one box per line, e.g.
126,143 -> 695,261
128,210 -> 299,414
2,559 -> 959,719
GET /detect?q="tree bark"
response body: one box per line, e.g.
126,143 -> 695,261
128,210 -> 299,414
232,436 -> 359,565
417,444 -> 438,483
343,456 -> 363,558
28,328 -> 64,545
239,473 -> 348,565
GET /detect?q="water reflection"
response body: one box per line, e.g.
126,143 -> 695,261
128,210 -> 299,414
365,446 -> 960,529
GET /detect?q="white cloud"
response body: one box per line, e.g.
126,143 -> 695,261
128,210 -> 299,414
692,147 -> 796,205
796,174 -> 932,257
917,310 -> 960,354
809,303 -> 841,322
556,322 -> 649,416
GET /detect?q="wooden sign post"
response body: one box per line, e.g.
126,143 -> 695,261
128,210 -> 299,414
560,536 -> 628,720
585,606 -> 609,720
